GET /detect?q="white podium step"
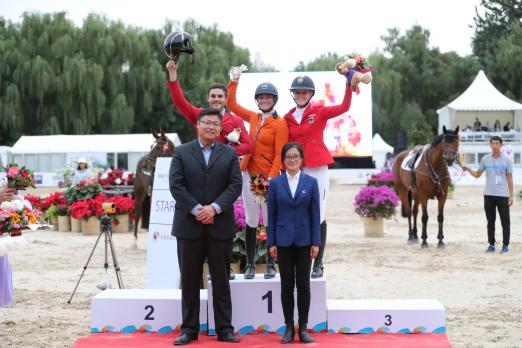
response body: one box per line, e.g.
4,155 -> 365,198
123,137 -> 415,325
91,289 -> 207,333
327,299 -> 446,334
207,274 -> 327,335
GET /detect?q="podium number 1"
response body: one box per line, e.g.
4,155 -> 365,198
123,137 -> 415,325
262,290 -> 273,313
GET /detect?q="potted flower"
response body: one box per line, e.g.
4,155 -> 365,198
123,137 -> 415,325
70,197 -> 102,235
367,170 -> 395,188
56,203 -> 71,232
354,185 -> 399,237
64,178 -> 102,204
102,195 -> 135,233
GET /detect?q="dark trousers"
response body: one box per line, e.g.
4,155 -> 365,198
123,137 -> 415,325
177,232 -> 233,335
484,195 -> 510,246
277,245 -> 313,326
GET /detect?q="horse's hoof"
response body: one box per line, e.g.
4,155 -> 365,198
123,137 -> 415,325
421,242 -> 429,248
407,238 -> 416,245
437,242 -> 445,249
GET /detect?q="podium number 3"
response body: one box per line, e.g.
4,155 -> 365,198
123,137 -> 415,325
262,291 -> 273,313
145,305 -> 155,320
384,314 -> 392,326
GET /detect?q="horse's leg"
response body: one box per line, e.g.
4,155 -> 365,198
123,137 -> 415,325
412,197 -> 420,242
420,198 -> 429,248
398,186 -> 414,243
133,191 -> 143,249
437,196 -> 446,249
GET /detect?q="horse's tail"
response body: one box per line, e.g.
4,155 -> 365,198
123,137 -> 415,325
141,196 -> 151,229
401,190 -> 413,218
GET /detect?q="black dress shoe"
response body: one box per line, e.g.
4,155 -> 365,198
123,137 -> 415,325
229,268 -> 235,280
298,327 -> 314,343
264,263 -> 276,279
173,332 -> 198,345
244,263 -> 255,279
281,326 -> 295,344
311,263 -> 323,278
217,332 -> 240,343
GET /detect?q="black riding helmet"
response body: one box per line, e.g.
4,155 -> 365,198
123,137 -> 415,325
164,31 -> 195,63
289,75 -> 315,107
255,82 -> 279,112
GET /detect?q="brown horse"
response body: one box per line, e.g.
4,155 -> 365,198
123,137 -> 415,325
392,126 -> 459,248
133,129 -> 175,245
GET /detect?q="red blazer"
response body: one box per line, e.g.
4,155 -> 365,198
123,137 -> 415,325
167,80 -> 253,156
284,84 -> 353,167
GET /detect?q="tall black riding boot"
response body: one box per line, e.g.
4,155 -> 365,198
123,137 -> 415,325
264,250 -> 276,279
244,226 -> 257,279
311,221 -> 327,278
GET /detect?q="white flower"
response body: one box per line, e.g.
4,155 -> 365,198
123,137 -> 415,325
23,199 -> 32,210
1,201 -> 14,211
114,178 -> 122,185
122,171 -> 132,180
12,200 -> 24,211
100,173 -> 109,180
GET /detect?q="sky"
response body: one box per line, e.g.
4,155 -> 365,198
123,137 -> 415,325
2,0 -> 483,71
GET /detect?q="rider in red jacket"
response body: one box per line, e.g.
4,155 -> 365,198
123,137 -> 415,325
283,72 -> 354,278
166,61 -> 253,157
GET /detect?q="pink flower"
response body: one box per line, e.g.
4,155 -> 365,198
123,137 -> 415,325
7,166 -> 19,178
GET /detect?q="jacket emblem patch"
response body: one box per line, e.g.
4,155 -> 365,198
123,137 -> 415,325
308,115 -> 315,124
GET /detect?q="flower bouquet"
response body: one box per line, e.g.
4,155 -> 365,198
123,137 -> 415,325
335,53 -> 372,94
353,185 -> 399,219
0,203 -> 45,237
250,173 -> 269,204
2,163 -> 36,190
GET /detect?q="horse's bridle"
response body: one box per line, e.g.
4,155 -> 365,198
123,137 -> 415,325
422,146 -> 451,195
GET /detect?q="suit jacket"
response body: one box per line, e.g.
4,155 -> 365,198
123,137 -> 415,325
169,140 -> 242,240
267,172 -> 321,247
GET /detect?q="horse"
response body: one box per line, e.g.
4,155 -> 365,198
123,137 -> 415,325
392,126 -> 459,248
133,129 -> 175,246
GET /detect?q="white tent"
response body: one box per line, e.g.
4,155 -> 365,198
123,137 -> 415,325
10,133 -> 181,173
0,146 -> 11,167
372,133 -> 393,169
437,70 -> 522,132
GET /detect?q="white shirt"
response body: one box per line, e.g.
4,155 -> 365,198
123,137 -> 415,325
286,170 -> 301,198
292,106 -> 307,124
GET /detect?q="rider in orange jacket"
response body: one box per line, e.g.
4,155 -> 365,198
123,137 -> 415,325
227,68 -> 289,279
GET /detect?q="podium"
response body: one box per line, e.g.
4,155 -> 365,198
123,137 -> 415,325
207,274 -> 327,335
91,289 -> 207,333
327,299 -> 446,333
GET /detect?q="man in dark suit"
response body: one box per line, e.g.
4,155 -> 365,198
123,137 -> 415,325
169,108 -> 242,345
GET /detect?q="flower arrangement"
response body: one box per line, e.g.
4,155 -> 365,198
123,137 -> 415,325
0,205 -> 44,235
69,194 -> 134,223
232,198 -> 268,265
367,170 -> 395,187
349,53 -> 372,73
98,169 -> 134,186
250,173 -> 269,204
2,163 -> 36,190
24,194 -> 45,211
64,178 -> 102,204
354,185 -> 399,219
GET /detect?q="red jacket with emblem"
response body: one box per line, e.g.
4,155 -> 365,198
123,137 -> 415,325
284,84 -> 353,167
167,80 -> 253,156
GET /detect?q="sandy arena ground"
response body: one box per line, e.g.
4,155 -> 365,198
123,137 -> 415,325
0,182 -> 521,347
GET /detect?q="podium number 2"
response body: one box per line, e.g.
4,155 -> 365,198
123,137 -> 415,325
262,290 -> 273,313
384,314 -> 392,326
145,305 -> 155,320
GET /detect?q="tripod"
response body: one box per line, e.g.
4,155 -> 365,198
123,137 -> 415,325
68,214 -> 124,304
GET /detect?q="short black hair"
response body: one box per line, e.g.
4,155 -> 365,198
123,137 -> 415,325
198,108 -> 223,121
490,135 -> 503,144
208,84 -> 227,97
281,142 -> 304,162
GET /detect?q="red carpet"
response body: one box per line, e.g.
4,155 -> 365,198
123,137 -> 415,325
71,332 -> 451,347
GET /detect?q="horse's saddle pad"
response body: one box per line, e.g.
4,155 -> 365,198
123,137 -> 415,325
401,145 -> 429,172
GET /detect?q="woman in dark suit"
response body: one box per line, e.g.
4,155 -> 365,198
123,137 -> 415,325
267,142 -> 320,344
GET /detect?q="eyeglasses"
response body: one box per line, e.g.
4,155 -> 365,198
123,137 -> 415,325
199,120 -> 221,127
284,155 -> 301,161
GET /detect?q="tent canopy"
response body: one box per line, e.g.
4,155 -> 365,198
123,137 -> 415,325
372,133 -> 393,152
442,70 -> 522,111
10,134 -> 182,154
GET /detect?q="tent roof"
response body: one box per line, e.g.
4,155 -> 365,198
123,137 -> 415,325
372,133 -> 393,152
442,70 -> 522,111
10,134 -> 182,154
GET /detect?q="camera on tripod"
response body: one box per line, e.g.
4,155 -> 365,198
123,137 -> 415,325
102,202 -> 116,215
